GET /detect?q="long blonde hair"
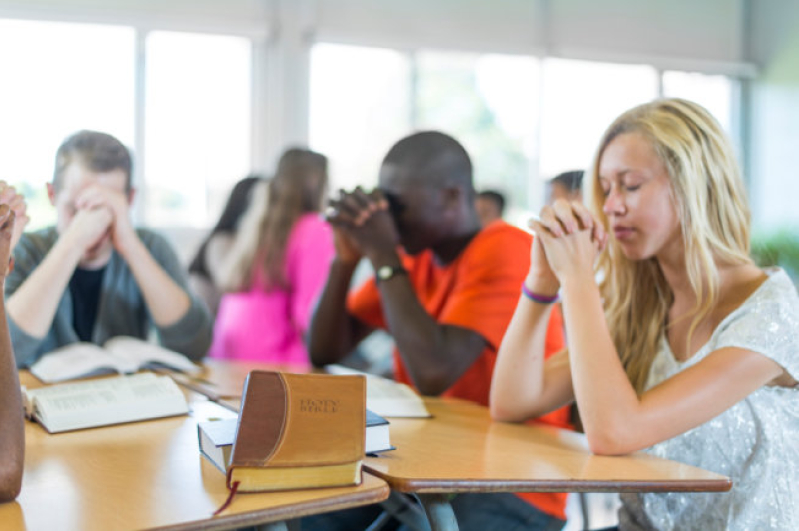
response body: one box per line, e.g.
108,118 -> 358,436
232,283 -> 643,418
587,98 -> 753,393
219,148 -> 328,292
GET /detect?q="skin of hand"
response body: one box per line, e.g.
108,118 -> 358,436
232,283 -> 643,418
529,199 -> 607,283
329,224 -> 363,265
325,187 -> 400,262
0,181 -> 29,252
65,205 -> 115,257
73,184 -> 138,256
0,205 -> 15,277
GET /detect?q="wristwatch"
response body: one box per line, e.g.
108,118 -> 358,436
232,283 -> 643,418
376,265 -> 407,282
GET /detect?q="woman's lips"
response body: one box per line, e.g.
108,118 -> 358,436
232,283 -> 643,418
613,226 -> 634,240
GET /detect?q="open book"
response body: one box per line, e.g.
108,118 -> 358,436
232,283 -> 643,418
29,336 -> 202,384
22,372 -> 189,433
325,365 -> 430,418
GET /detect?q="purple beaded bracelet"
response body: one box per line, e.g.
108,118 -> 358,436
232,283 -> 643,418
521,283 -> 559,304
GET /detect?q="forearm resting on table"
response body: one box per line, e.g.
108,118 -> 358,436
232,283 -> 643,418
378,275 -> 485,396
491,295 -> 572,421
308,259 -> 361,366
123,237 -> 190,326
561,278 -> 644,454
0,303 -> 23,501
7,238 -> 84,338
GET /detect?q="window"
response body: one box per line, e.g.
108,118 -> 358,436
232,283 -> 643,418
0,19 -> 134,230
415,52 -> 540,215
539,58 -> 659,185
662,70 -> 736,134
310,46 -> 678,219
310,44 -> 411,191
144,31 -> 252,227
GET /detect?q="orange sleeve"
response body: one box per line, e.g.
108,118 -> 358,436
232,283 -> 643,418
437,227 -> 533,351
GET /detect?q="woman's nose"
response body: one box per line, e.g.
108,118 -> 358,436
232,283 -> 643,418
603,188 -> 625,216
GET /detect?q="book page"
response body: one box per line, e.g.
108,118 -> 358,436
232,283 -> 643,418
29,343 -> 124,384
103,336 -> 201,374
27,373 -> 189,433
325,365 -> 430,418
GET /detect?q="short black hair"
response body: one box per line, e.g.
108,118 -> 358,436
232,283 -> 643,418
53,130 -> 133,193
477,190 -> 506,215
382,131 -> 473,190
550,170 -> 584,193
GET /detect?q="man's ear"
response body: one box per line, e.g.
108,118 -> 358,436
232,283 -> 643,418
46,183 -> 56,206
127,187 -> 136,206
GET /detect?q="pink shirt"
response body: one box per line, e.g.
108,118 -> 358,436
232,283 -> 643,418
209,213 -> 334,366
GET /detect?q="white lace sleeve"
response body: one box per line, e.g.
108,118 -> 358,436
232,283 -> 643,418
710,269 -> 799,379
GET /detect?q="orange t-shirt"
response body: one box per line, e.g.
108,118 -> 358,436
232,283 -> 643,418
347,220 -> 570,520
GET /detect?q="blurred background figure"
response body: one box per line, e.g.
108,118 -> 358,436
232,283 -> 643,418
188,175 -> 264,316
208,148 -> 334,366
475,189 -> 506,227
545,170 -> 584,205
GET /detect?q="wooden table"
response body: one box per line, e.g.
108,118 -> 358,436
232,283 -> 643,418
7,372 -> 389,531
363,398 -> 732,530
166,361 -> 733,531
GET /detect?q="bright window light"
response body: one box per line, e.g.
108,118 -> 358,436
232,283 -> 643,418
416,51 -> 540,218
144,31 -> 251,228
539,58 -> 659,190
310,43 -> 411,191
662,71 -> 735,133
0,19 -> 134,230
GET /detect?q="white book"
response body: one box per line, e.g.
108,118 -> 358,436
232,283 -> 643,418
325,365 -> 431,418
22,373 -> 189,433
29,336 -> 202,384
198,409 -> 392,473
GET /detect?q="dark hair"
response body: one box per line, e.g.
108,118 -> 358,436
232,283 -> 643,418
188,175 -> 264,276
383,131 -> 473,191
477,190 -> 506,215
550,170 -> 584,193
53,130 -> 133,193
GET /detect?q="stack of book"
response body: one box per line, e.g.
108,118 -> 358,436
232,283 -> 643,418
200,371 -> 385,493
199,407 -> 392,475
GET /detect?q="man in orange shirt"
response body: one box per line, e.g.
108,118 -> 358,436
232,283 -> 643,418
308,131 -> 568,530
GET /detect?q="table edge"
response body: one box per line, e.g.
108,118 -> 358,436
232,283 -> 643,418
148,482 -> 390,531
363,467 -> 732,495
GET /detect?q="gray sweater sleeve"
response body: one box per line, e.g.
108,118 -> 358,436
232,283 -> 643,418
137,230 -> 213,361
5,229 -> 62,367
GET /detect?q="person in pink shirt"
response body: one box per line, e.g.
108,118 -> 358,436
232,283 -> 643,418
208,148 -> 334,367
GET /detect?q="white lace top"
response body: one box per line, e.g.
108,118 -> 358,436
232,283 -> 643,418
619,268 -> 799,531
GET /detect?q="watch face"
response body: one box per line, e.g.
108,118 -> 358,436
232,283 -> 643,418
376,265 -> 405,281
377,265 -> 392,280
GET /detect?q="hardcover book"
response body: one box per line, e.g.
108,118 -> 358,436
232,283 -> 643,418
199,409 -> 391,473
226,371 -> 366,492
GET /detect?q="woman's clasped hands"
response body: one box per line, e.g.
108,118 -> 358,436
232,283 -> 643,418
528,199 -> 608,285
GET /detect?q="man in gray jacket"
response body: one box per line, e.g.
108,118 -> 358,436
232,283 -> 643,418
6,130 -> 212,367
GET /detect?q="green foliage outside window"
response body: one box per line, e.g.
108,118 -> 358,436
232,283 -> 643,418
751,229 -> 799,285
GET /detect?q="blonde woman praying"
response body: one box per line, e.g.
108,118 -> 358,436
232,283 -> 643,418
491,98 -> 799,530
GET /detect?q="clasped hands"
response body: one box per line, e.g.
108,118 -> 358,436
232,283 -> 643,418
528,199 -> 608,289
66,185 -> 137,256
324,187 -> 400,263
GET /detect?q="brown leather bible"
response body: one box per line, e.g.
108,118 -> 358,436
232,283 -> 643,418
226,371 -> 366,492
